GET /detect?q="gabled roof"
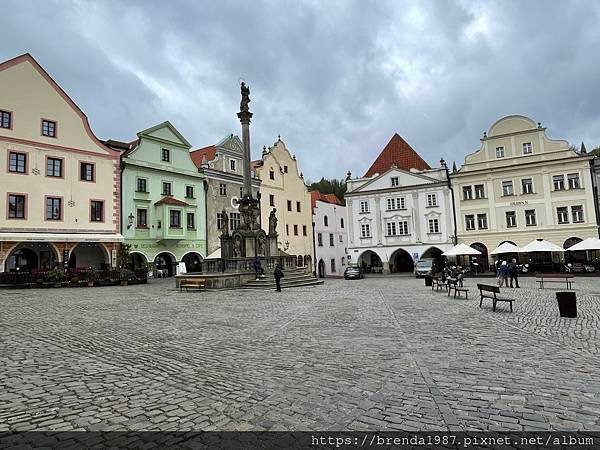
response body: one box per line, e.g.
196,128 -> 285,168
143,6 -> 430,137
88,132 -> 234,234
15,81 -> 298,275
310,190 -> 343,212
137,121 -> 192,148
364,133 -> 430,177
190,145 -> 216,168
154,196 -> 189,207
251,159 -> 263,170
103,139 -> 134,152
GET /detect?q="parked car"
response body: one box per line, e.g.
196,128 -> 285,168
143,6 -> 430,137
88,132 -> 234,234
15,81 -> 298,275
344,265 -> 364,280
414,259 -> 438,278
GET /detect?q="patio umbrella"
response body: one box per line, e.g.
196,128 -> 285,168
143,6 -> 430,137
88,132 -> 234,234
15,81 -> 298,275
520,239 -> 564,253
490,242 -> 521,255
442,243 -> 482,256
566,237 -> 600,251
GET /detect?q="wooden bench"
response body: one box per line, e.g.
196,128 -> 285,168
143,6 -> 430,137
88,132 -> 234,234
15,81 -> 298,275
432,277 -> 448,292
448,278 -> 469,299
535,273 -> 575,289
477,283 -> 514,312
179,278 -> 206,292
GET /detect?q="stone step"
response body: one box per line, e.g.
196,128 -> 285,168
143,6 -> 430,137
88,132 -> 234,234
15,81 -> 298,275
241,278 -> 324,290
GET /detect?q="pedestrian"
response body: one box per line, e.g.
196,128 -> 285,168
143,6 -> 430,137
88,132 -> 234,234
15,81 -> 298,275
253,256 -> 264,281
508,258 -> 520,288
274,263 -> 284,292
497,260 -> 509,287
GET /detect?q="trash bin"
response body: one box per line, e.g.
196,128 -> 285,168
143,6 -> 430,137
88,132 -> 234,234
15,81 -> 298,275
556,291 -> 577,318
424,275 -> 433,287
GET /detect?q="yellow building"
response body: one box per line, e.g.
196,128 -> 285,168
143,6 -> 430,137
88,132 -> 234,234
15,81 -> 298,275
452,115 -> 598,268
253,138 -> 313,267
0,54 -> 122,272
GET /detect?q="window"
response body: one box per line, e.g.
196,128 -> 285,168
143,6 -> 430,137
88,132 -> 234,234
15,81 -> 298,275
136,178 -> 147,192
187,212 -> 195,229
296,201 -> 301,212
474,184 -> 485,199
230,212 -> 240,230
161,148 -> 170,162
428,218 -> 440,233
9,152 -> 26,173
90,200 -> 104,222
230,159 -> 236,171
136,209 -> 148,228
341,257 -> 346,267
169,210 -> 181,228
387,222 -> 397,236
476,214 -> 488,229
506,211 -> 516,228
317,233 -> 323,247
216,212 -> 225,230
8,194 -> 25,219
572,205 -> 584,223
465,214 -> 475,230
387,197 -> 405,210
567,173 -> 580,189
329,233 -> 334,246
463,186 -> 473,200
523,142 -> 532,154
495,146 -> 505,158
269,194 -> 275,207
557,207 -> 569,224
360,223 -> 371,238
398,221 -> 409,235
294,225 -> 298,236
269,169 -> 275,180
0,110 -> 11,129
391,177 -> 399,187
330,258 -> 336,273
553,175 -> 565,191
284,165 -> 288,173
324,216 -> 328,227
521,178 -> 533,194
359,200 -> 369,213
41,119 -> 56,137
46,157 -> 62,177
219,183 -> 226,196
287,200 -> 292,211
426,193 -> 438,207
286,224 -> 289,235
80,162 -> 94,181
185,186 -> 194,198
302,225 -> 307,236
340,218 -> 344,228
339,235 -> 343,242
239,187 -> 243,198
162,182 -> 172,196
502,181 -> 514,196
46,197 -> 62,220
525,209 -> 537,226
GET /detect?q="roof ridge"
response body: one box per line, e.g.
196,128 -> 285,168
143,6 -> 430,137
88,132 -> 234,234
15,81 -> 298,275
363,133 -> 430,177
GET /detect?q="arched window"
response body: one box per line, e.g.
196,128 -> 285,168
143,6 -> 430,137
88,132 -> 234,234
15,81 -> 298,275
324,216 -> 328,227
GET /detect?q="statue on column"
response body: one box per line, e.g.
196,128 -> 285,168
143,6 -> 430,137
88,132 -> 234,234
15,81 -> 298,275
220,209 -> 229,237
240,82 -> 250,112
268,208 -> 278,235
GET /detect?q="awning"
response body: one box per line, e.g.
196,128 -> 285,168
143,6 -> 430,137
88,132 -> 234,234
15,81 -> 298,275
442,243 -> 482,256
566,237 -> 600,251
520,239 -> 564,253
0,232 -> 124,243
490,242 -> 521,255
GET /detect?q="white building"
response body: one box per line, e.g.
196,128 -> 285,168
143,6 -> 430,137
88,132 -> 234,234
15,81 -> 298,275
345,134 -> 455,273
311,191 -> 348,277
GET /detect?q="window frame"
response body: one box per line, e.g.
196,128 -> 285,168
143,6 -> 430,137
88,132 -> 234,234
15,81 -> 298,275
169,209 -> 182,228
465,214 -> 475,231
553,175 -> 565,191
7,192 -> 27,219
359,200 -> 369,213
136,208 -> 148,228
391,177 -> 399,187
0,109 -> 12,129
269,194 -> 275,207
505,211 -> 517,228
41,118 -> 57,138
462,186 -> 473,200
161,148 -> 171,162
474,184 -> 485,199
45,156 -> 64,178
495,146 -> 505,158
79,161 -> 95,182
90,199 -> 104,223
501,180 -> 514,197
317,233 -> 323,247
360,223 -> 371,238
426,193 -> 438,207
230,212 -> 241,230
136,178 -> 148,193
525,209 -> 537,227
521,178 -> 533,194
230,159 -> 236,171
219,183 -> 227,196
522,142 -> 533,154
45,195 -> 63,221
187,212 -> 195,230
428,218 -> 440,234
185,185 -> 195,199
8,151 -> 27,174
162,181 -> 172,196
287,200 -> 292,212
567,173 -> 581,190
572,205 -> 584,223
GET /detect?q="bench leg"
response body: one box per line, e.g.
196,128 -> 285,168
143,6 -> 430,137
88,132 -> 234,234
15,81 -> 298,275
493,300 -> 496,312
510,302 -> 513,312
479,296 -> 483,308
465,292 -> 468,300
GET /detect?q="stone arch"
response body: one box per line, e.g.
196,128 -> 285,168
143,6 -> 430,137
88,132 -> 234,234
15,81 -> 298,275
564,237 -> 584,263
389,248 -> 414,273
297,255 -> 304,267
4,242 -> 60,272
130,251 -> 148,270
469,242 -> 488,273
357,250 -> 383,273
317,259 -> 325,278
68,243 -> 109,270
181,251 -> 203,273
154,251 -> 177,277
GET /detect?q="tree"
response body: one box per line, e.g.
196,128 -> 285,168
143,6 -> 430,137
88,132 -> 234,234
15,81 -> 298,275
590,146 -> 600,157
307,177 -> 347,203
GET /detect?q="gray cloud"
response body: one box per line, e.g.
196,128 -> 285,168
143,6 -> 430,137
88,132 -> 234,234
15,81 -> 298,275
1,0 -> 599,180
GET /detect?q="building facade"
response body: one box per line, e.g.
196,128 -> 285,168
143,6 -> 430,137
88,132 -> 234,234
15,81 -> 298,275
311,191 -> 348,277
452,115 -> 598,267
346,134 -> 455,273
253,138 -> 313,266
0,54 -> 122,272
119,121 -> 206,276
191,134 -> 260,257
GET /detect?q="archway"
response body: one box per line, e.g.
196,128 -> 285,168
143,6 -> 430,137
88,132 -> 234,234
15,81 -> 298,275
357,250 -> 382,273
69,243 -> 109,270
154,252 -> 176,277
564,237 -> 584,264
130,252 -> 148,270
5,242 -> 58,272
304,254 -> 312,272
470,242 -> 488,273
421,246 -> 445,268
318,259 -> 325,278
297,255 -> 304,267
390,248 -> 414,273
182,252 -> 203,273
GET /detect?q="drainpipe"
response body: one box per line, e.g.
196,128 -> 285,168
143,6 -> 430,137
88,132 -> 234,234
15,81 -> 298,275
203,179 -> 209,255
312,220 -> 317,276
442,158 -> 458,245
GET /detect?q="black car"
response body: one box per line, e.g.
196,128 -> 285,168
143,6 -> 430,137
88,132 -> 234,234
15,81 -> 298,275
344,265 -> 364,280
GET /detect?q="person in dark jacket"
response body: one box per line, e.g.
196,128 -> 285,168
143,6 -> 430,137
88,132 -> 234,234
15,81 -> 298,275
508,258 -> 520,288
274,264 -> 284,292
497,260 -> 509,287
253,256 -> 264,280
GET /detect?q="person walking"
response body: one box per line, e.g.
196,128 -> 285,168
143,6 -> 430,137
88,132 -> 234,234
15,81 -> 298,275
274,263 -> 284,292
497,260 -> 509,287
508,258 -> 520,288
253,256 -> 264,281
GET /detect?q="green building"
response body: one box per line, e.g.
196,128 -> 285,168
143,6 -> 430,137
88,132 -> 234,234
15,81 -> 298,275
116,121 -> 206,276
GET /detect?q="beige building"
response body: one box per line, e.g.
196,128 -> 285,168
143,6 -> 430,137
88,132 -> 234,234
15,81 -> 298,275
452,115 -> 598,268
0,54 -> 122,272
253,138 -> 313,266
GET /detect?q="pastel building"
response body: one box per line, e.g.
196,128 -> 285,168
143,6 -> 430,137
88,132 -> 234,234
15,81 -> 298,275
113,122 -> 207,276
311,191 -> 348,277
0,54 -> 122,272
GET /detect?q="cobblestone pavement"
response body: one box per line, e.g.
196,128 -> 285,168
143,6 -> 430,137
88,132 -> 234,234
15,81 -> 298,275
1,275 -> 599,432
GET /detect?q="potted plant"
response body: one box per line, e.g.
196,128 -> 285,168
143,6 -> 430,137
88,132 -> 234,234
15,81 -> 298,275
86,268 -> 97,287
70,276 -> 80,287
119,268 -> 134,286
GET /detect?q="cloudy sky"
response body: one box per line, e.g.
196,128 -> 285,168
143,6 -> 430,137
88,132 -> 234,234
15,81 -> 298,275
2,0 -> 599,181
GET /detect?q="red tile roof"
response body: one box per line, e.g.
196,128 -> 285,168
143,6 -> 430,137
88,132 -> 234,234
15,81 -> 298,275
251,160 -> 262,170
190,145 -> 216,168
154,196 -> 189,206
310,191 -> 343,212
363,133 -> 430,177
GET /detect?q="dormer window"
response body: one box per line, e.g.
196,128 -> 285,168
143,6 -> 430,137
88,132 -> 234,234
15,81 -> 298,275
161,148 -> 170,162
269,169 -> 275,180
41,119 -> 57,138
0,110 -> 11,129
230,159 -> 236,171
391,177 -> 399,187
522,142 -> 532,154
284,165 -> 288,173
495,147 -> 505,158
